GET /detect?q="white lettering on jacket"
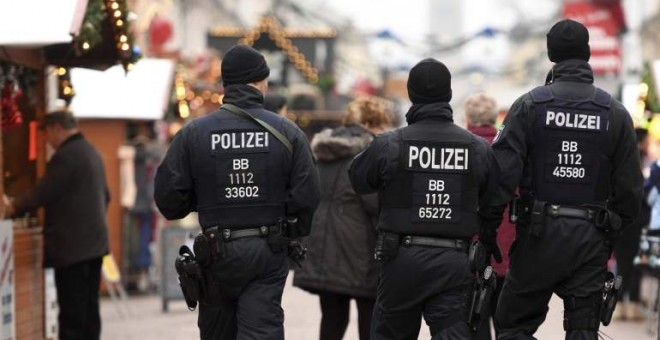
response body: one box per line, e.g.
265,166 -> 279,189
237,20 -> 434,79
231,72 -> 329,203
545,111 -> 601,130
408,146 -> 469,171
211,132 -> 269,150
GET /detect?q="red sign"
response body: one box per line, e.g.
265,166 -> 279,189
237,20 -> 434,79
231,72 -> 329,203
564,1 -> 624,75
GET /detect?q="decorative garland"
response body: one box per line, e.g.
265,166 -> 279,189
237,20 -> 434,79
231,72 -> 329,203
76,0 -> 107,52
103,0 -> 140,72
239,16 -> 319,84
57,67 -> 75,106
75,0 -> 140,71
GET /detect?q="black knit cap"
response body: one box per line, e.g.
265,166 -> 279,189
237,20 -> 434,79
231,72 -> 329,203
546,19 -> 591,63
221,45 -> 270,86
407,58 -> 452,104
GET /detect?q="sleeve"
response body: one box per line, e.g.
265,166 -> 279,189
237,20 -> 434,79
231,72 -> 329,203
478,143 -> 503,230
13,153 -> 73,215
349,135 -> 391,194
480,97 -> 530,231
154,125 -> 197,220
285,128 -> 321,233
608,105 -> 643,228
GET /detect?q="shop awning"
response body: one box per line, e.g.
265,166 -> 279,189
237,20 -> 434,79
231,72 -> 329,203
0,0 -> 86,46
69,58 -> 175,120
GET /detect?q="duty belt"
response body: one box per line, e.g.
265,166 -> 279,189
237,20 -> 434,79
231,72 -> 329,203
203,224 -> 282,242
545,204 -> 597,222
400,235 -> 468,251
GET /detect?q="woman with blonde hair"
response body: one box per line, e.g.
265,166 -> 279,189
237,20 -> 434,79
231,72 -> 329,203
294,97 -> 391,340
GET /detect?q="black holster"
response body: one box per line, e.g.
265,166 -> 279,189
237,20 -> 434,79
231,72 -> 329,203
600,272 -> 623,326
174,245 -> 204,311
374,232 -> 400,262
467,265 -> 497,331
593,208 -> 623,239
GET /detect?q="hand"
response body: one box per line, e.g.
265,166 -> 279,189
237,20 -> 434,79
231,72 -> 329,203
479,230 -> 503,264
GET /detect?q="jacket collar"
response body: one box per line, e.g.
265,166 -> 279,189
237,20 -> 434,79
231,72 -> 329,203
222,84 -> 264,109
405,102 -> 453,125
60,133 -> 83,149
551,59 -> 594,84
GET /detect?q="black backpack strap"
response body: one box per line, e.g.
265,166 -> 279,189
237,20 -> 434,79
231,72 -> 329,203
529,86 -> 554,103
221,104 -> 293,154
591,88 -> 612,108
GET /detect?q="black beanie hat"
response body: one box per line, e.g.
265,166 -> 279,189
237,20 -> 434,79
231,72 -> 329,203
221,45 -> 270,86
407,58 -> 452,104
546,19 -> 591,63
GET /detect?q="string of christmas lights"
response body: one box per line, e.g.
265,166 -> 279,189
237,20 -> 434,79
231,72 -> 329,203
57,67 -> 75,106
103,0 -> 140,72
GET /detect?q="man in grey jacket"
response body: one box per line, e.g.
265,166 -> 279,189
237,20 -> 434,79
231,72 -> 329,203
7,111 -> 109,340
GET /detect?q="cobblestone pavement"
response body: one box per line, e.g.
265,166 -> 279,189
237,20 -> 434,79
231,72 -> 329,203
101,273 -> 657,340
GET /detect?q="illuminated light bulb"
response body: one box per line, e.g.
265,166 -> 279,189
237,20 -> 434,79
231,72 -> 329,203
176,86 -> 186,98
116,19 -> 124,27
82,41 -> 90,50
126,63 -> 134,71
121,43 -> 130,51
57,67 -> 66,76
119,35 -> 127,43
111,2 -> 119,10
63,87 -> 72,95
114,10 -> 121,18
179,103 -> 190,118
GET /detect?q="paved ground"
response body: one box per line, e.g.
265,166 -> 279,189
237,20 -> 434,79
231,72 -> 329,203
101,273 -> 658,340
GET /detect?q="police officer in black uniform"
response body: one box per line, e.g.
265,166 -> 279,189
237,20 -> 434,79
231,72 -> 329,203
349,58 -> 500,339
154,45 -> 320,340
480,20 -> 643,340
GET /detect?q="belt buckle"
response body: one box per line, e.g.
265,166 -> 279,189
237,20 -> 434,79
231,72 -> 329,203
402,236 -> 413,246
548,205 -> 560,218
222,228 -> 231,241
259,226 -> 269,236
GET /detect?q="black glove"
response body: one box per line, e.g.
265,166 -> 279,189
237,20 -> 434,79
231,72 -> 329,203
479,229 -> 502,264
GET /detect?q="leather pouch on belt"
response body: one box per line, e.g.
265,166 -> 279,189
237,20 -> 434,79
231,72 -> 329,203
267,226 -> 288,253
530,200 -> 547,237
374,232 -> 400,262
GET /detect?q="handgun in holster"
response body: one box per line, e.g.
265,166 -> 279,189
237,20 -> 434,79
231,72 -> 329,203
174,245 -> 204,311
281,217 -> 308,267
600,271 -> 623,326
288,239 -> 307,268
467,241 -> 498,331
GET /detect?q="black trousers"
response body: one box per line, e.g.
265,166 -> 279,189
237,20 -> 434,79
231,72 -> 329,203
495,217 -> 610,340
54,257 -> 103,340
319,292 -> 375,340
198,237 -> 289,340
372,245 -> 472,340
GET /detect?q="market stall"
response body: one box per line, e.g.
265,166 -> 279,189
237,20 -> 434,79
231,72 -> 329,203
0,0 -> 138,337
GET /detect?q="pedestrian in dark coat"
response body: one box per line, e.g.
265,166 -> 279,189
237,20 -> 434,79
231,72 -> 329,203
294,97 -> 391,340
8,111 -> 109,340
